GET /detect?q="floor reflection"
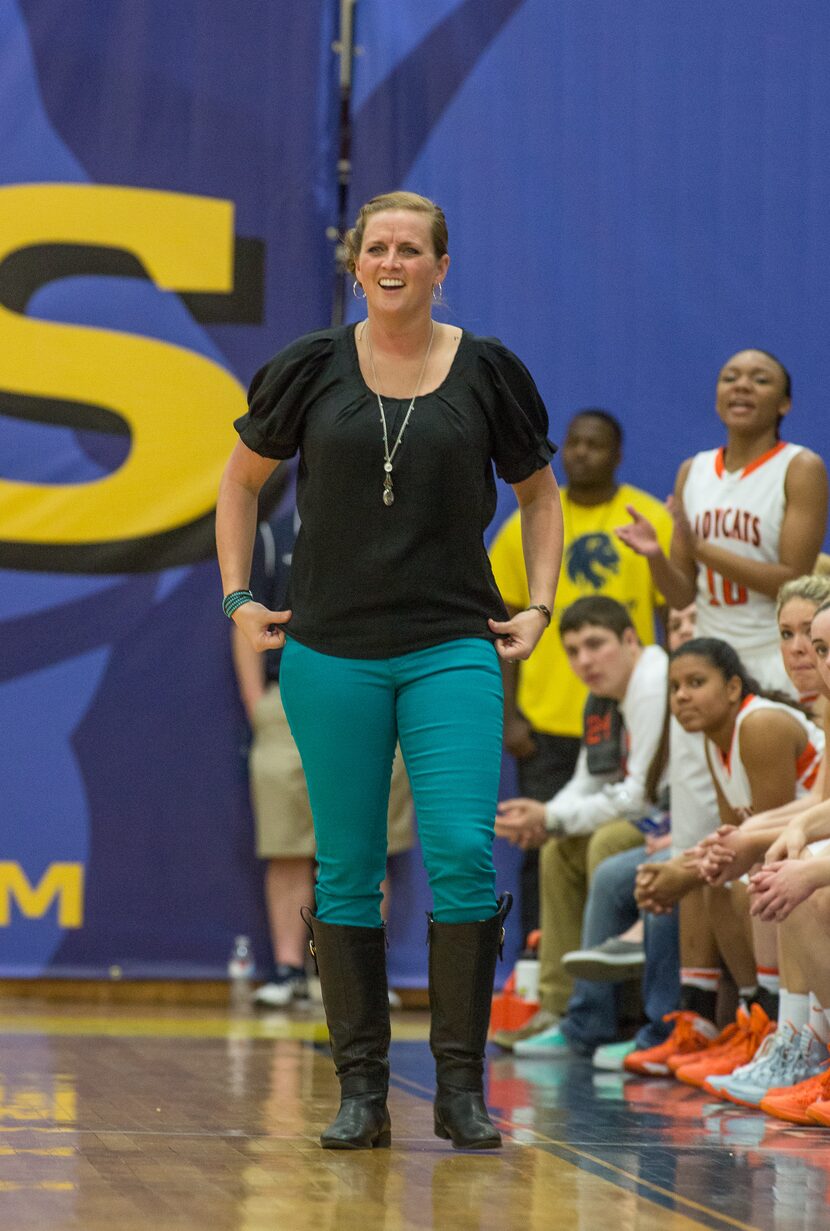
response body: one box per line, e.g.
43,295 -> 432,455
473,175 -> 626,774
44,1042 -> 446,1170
488,1050 -> 830,1231
0,1005 -> 828,1229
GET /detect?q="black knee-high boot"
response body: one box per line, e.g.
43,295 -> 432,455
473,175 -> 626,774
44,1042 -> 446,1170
303,908 -> 391,1149
428,893 -> 512,1149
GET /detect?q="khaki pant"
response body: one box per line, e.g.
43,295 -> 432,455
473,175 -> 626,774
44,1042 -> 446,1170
538,819 -> 644,1016
250,683 -> 414,859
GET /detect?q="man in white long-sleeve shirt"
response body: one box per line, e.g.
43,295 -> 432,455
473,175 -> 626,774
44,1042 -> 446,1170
495,596 -> 667,1046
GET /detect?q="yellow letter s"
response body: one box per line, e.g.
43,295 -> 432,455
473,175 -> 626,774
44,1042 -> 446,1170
0,184 -> 244,571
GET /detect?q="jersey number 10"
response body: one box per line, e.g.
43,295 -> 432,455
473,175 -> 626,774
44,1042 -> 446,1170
706,567 -> 748,607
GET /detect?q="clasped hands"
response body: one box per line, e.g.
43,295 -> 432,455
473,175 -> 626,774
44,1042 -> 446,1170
634,854 -> 698,915
495,798 -> 548,850
688,817 -> 817,922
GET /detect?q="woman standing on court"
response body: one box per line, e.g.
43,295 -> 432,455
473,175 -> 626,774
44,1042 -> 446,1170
215,191 -> 562,1151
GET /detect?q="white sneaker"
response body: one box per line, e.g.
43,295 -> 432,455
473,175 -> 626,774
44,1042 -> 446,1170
705,1024 -> 796,1106
710,1023 -> 827,1108
253,966 -> 308,1008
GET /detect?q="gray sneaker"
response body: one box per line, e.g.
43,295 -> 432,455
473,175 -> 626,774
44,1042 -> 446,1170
492,1008 -> 559,1051
562,938 -> 645,983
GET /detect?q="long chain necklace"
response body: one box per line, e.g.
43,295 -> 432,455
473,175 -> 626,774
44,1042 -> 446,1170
364,320 -> 435,506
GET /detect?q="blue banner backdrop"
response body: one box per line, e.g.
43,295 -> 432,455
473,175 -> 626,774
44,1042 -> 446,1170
5,0 -> 830,985
0,0 -> 338,976
347,0 -> 830,975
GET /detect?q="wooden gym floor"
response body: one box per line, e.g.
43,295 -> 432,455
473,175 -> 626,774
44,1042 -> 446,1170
0,991 -> 827,1230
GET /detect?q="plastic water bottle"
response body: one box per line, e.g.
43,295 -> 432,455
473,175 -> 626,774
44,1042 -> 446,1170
514,950 -> 540,1003
634,807 -> 671,839
228,935 -> 255,1006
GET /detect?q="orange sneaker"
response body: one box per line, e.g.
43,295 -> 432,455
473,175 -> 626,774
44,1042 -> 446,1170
675,1004 -> 774,1089
666,1007 -> 749,1075
760,1031 -> 830,1125
624,1011 -> 717,1077
806,1077 -> 830,1127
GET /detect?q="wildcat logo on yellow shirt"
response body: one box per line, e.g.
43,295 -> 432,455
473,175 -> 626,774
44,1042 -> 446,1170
566,533 -> 620,589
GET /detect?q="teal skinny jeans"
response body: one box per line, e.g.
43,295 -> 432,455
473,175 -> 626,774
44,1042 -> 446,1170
279,636 -> 503,927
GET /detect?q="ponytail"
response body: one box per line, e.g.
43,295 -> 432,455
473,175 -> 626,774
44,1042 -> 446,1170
644,693 -> 670,806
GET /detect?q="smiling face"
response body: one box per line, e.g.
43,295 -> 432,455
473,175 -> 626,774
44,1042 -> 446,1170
669,653 -> 742,734
354,209 -> 449,321
561,624 -> 639,700
715,350 -> 791,436
779,597 -> 822,699
810,607 -> 830,699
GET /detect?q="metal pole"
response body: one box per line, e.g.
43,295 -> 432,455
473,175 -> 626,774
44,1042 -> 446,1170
330,0 -> 358,326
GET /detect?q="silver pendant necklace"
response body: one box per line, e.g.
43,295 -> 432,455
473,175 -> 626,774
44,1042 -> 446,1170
364,320 -> 435,506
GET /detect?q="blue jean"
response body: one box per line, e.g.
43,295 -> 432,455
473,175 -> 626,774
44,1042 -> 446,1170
279,636 -> 503,927
560,844 -> 680,1051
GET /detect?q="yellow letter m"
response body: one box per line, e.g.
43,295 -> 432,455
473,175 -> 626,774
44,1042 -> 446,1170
0,863 -> 84,927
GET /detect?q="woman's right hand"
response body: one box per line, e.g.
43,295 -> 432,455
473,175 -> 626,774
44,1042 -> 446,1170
615,505 -> 663,559
232,602 -> 292,653
488,608 -> 549,661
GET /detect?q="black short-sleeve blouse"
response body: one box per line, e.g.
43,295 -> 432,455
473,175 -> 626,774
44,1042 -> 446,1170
234,325 -> 555,658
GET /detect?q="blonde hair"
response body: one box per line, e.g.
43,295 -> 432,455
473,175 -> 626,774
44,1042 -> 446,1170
344,191 -> 448,274
776,573 -> 830,619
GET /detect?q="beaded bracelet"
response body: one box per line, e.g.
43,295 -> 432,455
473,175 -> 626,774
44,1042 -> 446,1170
525,603 -> 552,626
223,589 -> 254,620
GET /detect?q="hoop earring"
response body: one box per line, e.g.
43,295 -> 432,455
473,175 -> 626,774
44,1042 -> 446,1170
432,282 -> 444,304
353,280 -> 366,300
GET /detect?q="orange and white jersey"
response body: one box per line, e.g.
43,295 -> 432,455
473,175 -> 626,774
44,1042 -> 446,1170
684,442 -> 803,653
706,694 -> 824,816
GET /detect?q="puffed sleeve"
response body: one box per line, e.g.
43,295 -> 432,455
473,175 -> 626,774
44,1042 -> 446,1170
234,330 -> 336,459
475,339 -> 557,483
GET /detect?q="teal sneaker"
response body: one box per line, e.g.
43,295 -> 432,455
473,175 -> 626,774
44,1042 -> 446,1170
513,1024 -> 572,1058
592,1040 -> 637,1071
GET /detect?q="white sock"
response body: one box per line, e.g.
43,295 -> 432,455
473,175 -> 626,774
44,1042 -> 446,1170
779,989 -> 810,1031
757,966 -> 780,995
809,994 -> 830,1045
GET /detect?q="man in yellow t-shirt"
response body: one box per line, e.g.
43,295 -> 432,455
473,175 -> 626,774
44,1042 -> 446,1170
489,409 -> 673,944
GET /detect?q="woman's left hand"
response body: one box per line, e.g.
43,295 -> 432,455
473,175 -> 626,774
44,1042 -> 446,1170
489,609 -> 548,661
748,858 -> 819,922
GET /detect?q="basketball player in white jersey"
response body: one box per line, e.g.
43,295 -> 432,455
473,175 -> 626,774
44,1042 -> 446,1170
618,349 -> 828,859
618,348 -> 827,692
